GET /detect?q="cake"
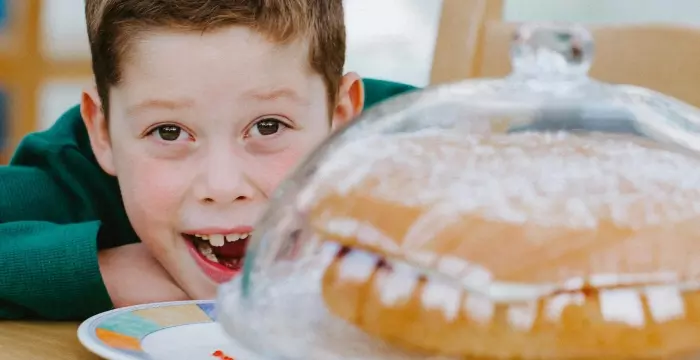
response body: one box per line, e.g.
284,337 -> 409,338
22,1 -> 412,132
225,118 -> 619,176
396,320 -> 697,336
305,130 -> 700,359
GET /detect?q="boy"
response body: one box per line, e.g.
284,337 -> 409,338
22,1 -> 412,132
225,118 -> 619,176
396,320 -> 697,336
0,0 -> 416,320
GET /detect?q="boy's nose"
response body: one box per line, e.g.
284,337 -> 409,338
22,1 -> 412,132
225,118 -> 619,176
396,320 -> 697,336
195,157 -> 256,204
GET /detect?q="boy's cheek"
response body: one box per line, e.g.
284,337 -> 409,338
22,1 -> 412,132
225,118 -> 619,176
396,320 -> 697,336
118,160 -> 189,219
255,148 -> 307,194
272,136 -> 332,183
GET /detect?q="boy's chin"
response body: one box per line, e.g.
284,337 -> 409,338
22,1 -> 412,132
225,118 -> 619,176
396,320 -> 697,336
162,255 -> 229,301
174,266 -> 221,301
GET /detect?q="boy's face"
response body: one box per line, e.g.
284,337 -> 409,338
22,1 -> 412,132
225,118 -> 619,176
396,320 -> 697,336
82,26 -> 364,299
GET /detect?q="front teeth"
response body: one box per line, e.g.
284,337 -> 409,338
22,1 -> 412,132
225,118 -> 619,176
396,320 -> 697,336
225,233 -> 249,242
209,234 -> 225,247
193,232 -> 250,247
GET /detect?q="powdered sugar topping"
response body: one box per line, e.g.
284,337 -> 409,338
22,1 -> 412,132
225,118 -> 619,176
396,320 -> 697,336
305,130 -> 700,229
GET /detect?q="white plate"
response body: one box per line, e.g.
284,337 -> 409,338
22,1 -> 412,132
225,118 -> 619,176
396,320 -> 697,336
77,300 -> 263,360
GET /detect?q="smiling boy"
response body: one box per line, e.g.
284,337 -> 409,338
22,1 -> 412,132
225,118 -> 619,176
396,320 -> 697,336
0,0 -> 415,320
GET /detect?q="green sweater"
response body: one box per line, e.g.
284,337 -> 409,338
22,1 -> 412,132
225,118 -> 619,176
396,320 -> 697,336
0,79 -> 416,320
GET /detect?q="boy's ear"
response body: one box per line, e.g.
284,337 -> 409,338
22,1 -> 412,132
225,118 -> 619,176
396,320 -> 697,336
331,72 -> 364,131
81,86 -> 117,176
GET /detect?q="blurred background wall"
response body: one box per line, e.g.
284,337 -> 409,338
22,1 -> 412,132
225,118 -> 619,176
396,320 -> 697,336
2,0 -> 700,162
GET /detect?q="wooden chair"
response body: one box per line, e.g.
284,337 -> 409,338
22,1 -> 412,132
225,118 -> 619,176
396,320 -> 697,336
0,0 -> 92,163
430,0 -> 700,108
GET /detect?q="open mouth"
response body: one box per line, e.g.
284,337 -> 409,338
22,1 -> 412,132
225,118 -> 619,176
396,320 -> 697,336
184,232 -> 250,282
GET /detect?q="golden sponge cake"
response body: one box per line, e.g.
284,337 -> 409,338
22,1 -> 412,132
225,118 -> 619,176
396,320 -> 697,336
305,131 -> 700,359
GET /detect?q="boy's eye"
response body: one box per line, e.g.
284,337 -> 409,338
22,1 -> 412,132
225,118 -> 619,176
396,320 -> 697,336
248,118 -> 290,138
149,125 -> 190,142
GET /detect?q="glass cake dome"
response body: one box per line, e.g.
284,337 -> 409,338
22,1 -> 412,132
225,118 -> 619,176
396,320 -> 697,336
216,23 -> 700,360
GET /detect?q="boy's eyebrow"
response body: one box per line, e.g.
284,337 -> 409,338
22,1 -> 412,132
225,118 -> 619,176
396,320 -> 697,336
243,87 -> 309,105
126,98 -> 194,116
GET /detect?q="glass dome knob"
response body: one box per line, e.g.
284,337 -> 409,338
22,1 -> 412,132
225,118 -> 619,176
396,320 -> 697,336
511,23 -> 595,79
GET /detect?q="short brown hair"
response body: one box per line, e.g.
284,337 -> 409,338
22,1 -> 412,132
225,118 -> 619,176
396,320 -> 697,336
85,0 -> 346,116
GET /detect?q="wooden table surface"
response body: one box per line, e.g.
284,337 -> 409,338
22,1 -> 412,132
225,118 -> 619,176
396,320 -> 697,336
0,322 -> 100,359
